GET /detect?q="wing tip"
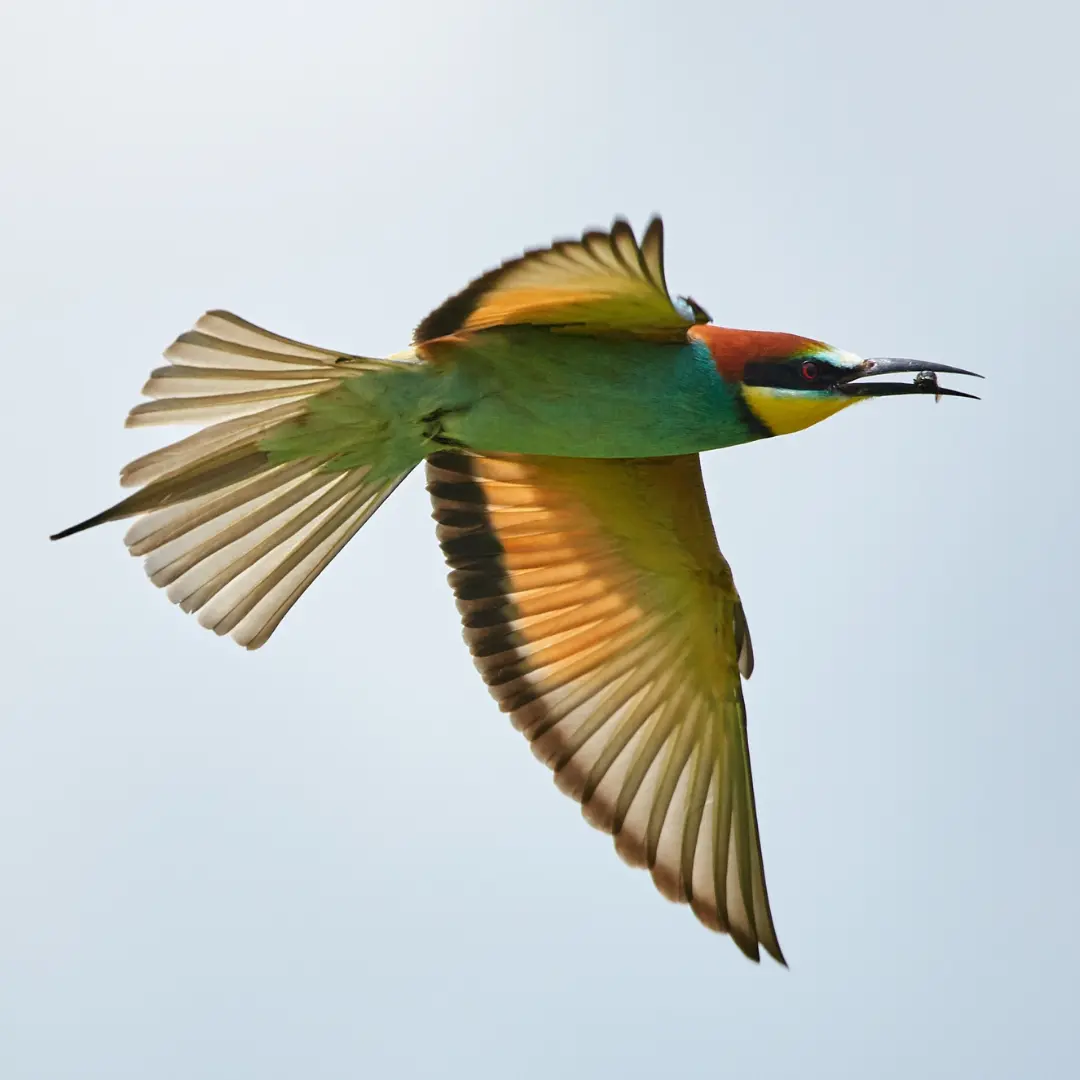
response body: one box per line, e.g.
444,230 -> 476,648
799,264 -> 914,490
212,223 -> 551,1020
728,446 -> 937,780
766,940 -> 788,967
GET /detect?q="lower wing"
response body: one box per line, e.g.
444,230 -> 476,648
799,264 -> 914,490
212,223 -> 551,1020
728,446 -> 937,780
426,450 -> 783,963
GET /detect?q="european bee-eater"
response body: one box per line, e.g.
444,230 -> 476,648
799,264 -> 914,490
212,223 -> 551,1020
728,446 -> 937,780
53,218 -> 979,963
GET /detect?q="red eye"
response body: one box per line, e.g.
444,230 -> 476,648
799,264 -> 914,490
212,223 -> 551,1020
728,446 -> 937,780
801,360 -> 819,381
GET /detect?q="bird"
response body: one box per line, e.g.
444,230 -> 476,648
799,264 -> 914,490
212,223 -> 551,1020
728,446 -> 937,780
52,217 -> 980,964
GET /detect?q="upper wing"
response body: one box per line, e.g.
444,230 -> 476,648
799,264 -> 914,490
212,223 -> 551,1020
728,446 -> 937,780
414,217 -> 711,344
426,450 -> 783,963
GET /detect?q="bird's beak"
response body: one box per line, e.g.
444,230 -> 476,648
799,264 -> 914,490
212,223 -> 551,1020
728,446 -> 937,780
838,357 -> 983,400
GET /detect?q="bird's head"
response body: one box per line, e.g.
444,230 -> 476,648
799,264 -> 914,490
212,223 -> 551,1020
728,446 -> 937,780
690,325 -> 981,437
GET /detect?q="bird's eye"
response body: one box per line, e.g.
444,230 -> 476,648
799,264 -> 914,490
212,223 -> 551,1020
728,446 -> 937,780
801,360 -> 820,382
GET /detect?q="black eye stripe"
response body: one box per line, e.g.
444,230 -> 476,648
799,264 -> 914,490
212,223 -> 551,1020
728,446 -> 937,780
743,359 -> 840,390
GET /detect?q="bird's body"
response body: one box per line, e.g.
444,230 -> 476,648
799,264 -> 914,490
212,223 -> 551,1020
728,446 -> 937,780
268,329 -> 758,468
53,218 -> 979,964
423,329 -> 758,458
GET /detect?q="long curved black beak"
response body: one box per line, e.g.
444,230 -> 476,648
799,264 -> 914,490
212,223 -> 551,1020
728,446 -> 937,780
838,357 -> 983,400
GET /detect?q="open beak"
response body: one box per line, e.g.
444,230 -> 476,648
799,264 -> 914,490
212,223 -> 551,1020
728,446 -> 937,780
838,357 -> 983,400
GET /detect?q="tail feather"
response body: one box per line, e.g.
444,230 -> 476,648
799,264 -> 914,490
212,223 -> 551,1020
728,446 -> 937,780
188,310 -> 389,362
52,310 -> 420,647
182,471 -> 406,649
143,363 -> 326,396
163,333 -> 334,373
160,330 -> 393,374
120,402 -> 308,489
126,459 -> 320,556
127,385 -> 327,427
139,461 -> 338,580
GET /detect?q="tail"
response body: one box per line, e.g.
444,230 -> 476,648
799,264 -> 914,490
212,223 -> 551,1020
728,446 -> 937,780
52,310 -> 426,648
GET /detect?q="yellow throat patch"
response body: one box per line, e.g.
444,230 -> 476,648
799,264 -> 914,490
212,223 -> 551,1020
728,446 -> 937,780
741,385 -> 861,436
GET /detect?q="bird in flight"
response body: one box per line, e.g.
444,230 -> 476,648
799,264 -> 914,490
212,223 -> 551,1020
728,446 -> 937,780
53,217 -> 979,963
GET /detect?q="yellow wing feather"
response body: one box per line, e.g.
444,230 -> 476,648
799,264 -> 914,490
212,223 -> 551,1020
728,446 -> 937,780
414,217 -> 710,343
426,450 -> 783,963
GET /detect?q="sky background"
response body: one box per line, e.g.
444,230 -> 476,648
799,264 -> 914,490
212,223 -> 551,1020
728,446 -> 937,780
2,1 -> 1078,1077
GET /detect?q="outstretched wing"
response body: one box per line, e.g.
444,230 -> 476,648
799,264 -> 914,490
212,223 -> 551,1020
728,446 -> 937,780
414,217 -> 711,344
426,450 -> 783,963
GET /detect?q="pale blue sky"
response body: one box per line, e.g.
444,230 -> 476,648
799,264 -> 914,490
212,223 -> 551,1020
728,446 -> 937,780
3,1 -> 1078,1077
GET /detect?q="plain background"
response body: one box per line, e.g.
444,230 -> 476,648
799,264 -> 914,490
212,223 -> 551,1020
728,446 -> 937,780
3,1 -> 1077,1077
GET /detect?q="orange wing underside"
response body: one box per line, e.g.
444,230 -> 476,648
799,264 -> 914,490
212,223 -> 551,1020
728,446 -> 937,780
426,450 -> 784,963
